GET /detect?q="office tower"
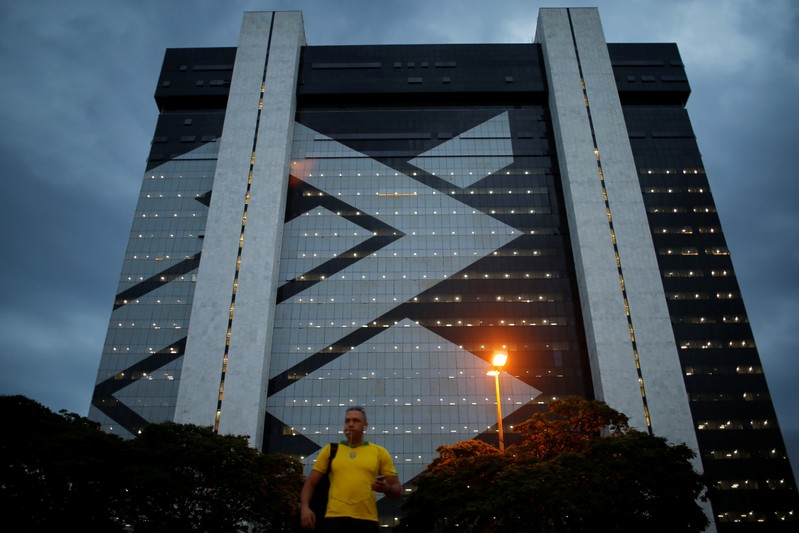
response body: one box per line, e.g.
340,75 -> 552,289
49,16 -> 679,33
89,8 -> 797,530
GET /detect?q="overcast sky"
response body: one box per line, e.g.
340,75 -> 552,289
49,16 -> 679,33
1,0 -> 797,480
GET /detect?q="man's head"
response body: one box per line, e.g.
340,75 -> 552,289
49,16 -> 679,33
347,406 -> 367,424
344,406 -> 368,442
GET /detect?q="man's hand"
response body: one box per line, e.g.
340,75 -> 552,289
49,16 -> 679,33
300,505 -> 316,530
300,470 -> 324,529
371,474 -> 402,499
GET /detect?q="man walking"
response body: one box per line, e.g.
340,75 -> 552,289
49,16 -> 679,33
300,406 -> 401,531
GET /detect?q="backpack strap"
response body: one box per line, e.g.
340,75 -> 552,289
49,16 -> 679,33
327,442 -> 338,472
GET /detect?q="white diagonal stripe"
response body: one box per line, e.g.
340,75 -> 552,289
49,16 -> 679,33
409,111 -> 513,188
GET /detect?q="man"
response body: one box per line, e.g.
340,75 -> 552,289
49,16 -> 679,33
300,406 -> 402,532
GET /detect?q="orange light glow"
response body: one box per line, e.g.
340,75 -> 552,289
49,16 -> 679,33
491,352 -> 508,368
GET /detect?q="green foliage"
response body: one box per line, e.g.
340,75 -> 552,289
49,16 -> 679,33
399,397 -> 708,533
0,395 -> 304,531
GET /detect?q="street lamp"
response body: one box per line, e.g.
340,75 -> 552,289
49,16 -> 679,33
486,351 -> 508,452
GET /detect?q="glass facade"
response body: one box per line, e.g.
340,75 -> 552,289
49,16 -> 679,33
265,43 -> 592,488
89,48 -> 233,436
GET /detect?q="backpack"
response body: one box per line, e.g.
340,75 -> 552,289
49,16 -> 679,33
309,442 -> 338,531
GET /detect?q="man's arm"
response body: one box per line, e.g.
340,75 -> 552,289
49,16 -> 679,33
300,470 -> 324,530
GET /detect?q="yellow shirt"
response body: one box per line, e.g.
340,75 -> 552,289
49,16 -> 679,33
312,441 -> 398,522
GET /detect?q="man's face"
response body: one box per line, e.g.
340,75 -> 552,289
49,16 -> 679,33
344,409 -> 367,438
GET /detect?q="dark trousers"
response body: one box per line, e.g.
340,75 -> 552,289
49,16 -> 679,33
324,516 -> 380,533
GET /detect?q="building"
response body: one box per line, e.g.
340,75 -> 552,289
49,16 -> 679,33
89,7 -> 797,530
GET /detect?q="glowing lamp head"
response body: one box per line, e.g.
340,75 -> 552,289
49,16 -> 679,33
491,352 -> 508,368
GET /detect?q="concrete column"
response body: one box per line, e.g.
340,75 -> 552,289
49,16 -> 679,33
536,8 -> 697,448
176,12 -> 306,449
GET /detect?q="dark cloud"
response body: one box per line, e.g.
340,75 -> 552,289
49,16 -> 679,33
1,0 -> 796,482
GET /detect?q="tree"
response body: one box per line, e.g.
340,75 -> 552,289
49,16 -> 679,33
118,422 -> 304,532
399,397 -> 708,532
401,440 -> 506,532
513,395 -> 630,458
0,395 -> 126,530
1,395 -> 305,531
578,430 -> 708,531
429,438 -> 502,467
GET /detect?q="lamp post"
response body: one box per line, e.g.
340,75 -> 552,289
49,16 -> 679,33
486,351 -> 508,452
